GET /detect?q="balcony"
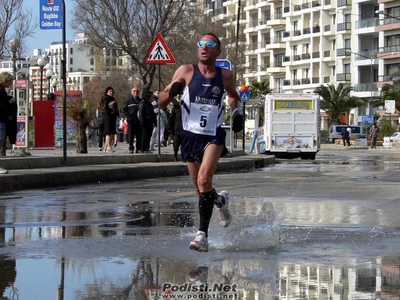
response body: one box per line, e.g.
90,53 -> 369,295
337,48 -> 351,56
355,18 -> 379,29
353,83 -> 378,92
284,56 -> 291,62
301,78 -> 311,84
312,51 -> 320,58
283,79 -> 291,85
312,1 -> 321,6
303,28 -> 311,34
337,73 -> 351,81
324,24 -> 331,32
337,22 -> 351,31
337,0 -> 351,7
273,62 -> 283,67
302,3 -> 310,9
312,25 -> 320,33
294,30 -> 301,36
284,6 -> 290,13
294,5 -> 301,11
283,31 -> 290,38
325,0 -> 331,4
312,77 -> 320,84
379,45 -> 400,55
324,76 -> 331,83
293,79 -> 301,85
301,53 -> 311,59
294,55 -> 301,61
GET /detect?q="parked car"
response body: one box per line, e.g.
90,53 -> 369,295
383,132 -> 400,148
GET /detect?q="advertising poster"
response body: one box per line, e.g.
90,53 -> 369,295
15,116 -> 27,147
54,91 -> 81,147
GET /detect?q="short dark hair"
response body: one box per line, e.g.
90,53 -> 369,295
203,32 -> 221,48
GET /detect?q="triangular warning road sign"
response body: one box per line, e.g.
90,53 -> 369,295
145,33 -> 176,64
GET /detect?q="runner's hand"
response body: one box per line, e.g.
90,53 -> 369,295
232,114 -> 244,133
169,82 -> 184,98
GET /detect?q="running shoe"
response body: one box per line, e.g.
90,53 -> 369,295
0,168 -> 8,174
217,190 -> 231,227
189,231 -> 208,252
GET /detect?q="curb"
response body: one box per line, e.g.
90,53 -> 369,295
0,155 -> 275,192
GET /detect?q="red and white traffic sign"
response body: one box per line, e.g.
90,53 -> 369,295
14,80 -> 29,89
145,33 -> 176,64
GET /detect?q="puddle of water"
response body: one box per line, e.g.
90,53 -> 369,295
1,253 -> 400,299
0,195 -> 400,299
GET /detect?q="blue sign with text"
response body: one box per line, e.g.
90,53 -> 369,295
40,0 -> 63,30
362,115 -> 374,124
216,59 -> 231,70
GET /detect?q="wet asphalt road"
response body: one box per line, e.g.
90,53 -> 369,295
0,148 -> 400,299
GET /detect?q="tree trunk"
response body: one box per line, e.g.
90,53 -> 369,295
76,122 -> 88,154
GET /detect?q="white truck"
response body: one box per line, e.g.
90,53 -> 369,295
254,93 -> 320,160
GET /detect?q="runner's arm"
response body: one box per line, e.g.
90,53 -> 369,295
159,65 -> 190,108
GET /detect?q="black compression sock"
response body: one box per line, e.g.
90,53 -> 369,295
198,191 -> 216,237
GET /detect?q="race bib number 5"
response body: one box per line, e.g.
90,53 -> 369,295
186,103 -> 218,136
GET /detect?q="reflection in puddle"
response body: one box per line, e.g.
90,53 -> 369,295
0,196 -> 400,299
1,254 -> 400,299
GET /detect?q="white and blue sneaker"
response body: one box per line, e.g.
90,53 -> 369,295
217,190 -> 231,227
189,231 -> 208,252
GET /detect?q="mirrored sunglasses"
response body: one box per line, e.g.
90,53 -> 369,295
197,41 -> 219,48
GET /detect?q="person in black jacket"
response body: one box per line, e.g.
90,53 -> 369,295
167,98 -> 183,161
122,87 -> 141,154
2,95 -> 17,156
138,91 -> 156,153
342,127 -> 350,146
0,72 -> 14,173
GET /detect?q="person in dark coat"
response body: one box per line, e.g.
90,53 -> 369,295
96,102 -> 105,151
2,96 -> 17,156
167,98 -> 183,161
102,87 -> 119,153
0,72 -> 13,173
122,87 -> 141,154
138,91 -> 156,153
342,127 -> 350,146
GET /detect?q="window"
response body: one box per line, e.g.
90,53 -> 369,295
332,66 -> 335,76
386,35 -> 400,46
90,58 -> 94,65
304,68 -> 309,78
293,45 -> 298,55
70,48 -> 73,55
388,6 -> 400,19
304,43 -> 309,53
344,38 -> 351,49
344,64 -> 350,73
332,40 -> 336,50
293,69 -> 297,79
294,20 -> 298,31
345,14 -> 351,23
69,57 -> 73,64
332,14 -> 336,25
387,63 -> 400,75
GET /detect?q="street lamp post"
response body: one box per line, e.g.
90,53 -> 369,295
45,65 -> 54,99
9,39 -> 19,98
37,58 -> 47,101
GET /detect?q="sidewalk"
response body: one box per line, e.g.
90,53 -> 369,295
0,141 -> 275,192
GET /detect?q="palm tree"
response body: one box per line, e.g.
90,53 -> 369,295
249,81 -> 272,100
314,83 -> 367,125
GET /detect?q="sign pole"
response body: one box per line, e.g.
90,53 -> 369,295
158,64 -> 161,159
61,0 -> 67,164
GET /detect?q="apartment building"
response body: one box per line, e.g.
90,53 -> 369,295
204,0 -> 400,130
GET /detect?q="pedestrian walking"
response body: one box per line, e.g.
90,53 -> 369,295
2,94 -> 17,156
0,72 -> 14,174
342,127 -> 350,146
138,91 -> 157,153
167,98 -> 183,161
122,87 -> 141,154
158,33 -> 243,252
102,87 -> 119,153
370,122 -> 380,149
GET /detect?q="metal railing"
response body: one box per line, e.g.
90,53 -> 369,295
353,83 -> 378,92
336,73 -> 351,81
355,18 -> 379,29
